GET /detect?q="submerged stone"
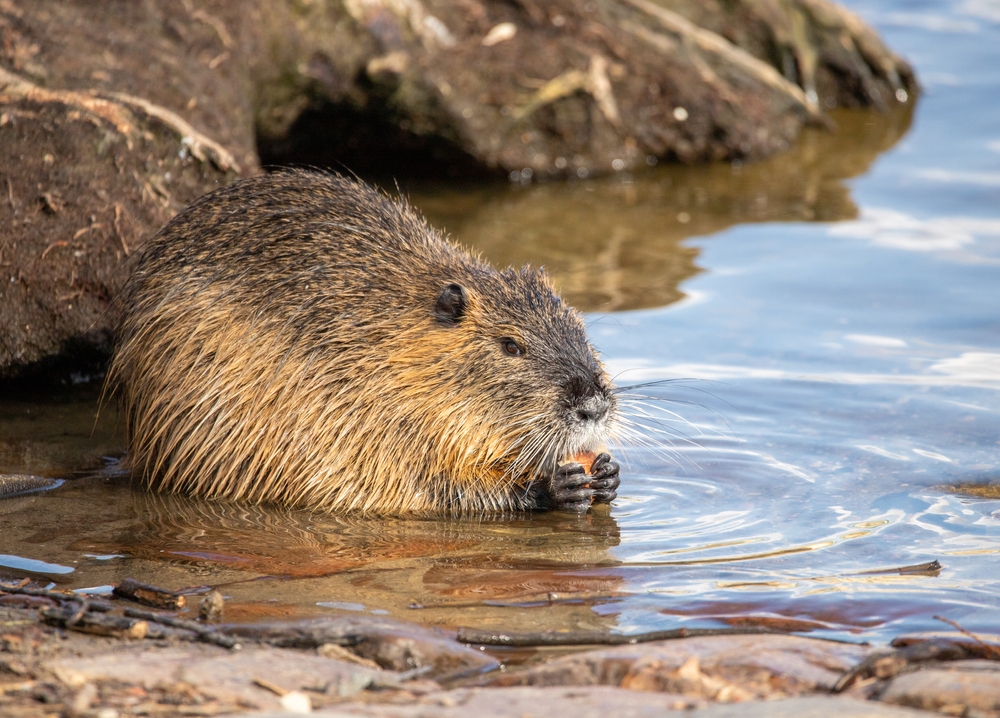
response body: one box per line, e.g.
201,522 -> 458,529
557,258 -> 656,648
879,659 -> 1000,714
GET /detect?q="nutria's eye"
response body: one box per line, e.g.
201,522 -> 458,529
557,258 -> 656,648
501,337 -> 525,357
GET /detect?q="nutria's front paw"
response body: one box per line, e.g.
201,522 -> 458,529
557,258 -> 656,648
589,452 -> 620,505
550,461 -> 594,513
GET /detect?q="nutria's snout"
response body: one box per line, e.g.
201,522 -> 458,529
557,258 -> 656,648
562,372 -> 617,450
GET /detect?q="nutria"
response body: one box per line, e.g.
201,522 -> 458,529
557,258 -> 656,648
108,170 -> 619,514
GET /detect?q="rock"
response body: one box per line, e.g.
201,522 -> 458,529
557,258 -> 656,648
676,696 -> 934,717
256,0 -> 916,179
879,659 -> 1000,714
46,643 -> 383,710
0,0 -> 249,375
240,693 -> 934,717
0,603 -> 944,718
481,634 -> 870,699
243,685 -> 704,717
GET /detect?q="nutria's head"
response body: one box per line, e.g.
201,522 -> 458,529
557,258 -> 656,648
418,268 -> 616,484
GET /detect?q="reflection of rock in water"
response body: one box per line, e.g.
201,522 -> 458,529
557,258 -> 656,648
0,383 -> 122,479
414,105 -> 914,312
941,483 -> 1000,500
101,490 -> 621,583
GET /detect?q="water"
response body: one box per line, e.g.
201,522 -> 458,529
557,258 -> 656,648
1,0 -> 998,645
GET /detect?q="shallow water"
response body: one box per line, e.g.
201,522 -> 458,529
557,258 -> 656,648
2,0 -> 999,645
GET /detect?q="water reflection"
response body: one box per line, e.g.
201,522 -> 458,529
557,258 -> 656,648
830,209 -> 1000,257
0,473 -> 626,631
0,386 -> 119,478
84,490 -> 621,580
412,105 -> 914,312
604,351 -> 1000,389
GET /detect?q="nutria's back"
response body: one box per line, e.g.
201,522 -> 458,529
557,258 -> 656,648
110,170 -> 619,514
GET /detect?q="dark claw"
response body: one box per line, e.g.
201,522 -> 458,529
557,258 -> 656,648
588,452 -> 620,505
550,461 -> 594,513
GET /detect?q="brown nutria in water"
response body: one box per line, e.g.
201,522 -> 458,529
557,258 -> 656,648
108,169 -> 619,514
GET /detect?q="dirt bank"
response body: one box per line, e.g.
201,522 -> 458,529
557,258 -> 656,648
0,0 -> 916,375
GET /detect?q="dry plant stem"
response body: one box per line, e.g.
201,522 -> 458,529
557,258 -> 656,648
252,678 -> 290,696
620,0 -> 822,119
105,91 -> 239,172
0,67 -> 238,173
513,54 -> 620,126
0,66 -> 136,136
0,681 -> 37,694
933,615 -> 1000,660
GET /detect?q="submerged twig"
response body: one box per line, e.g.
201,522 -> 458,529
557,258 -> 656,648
457,625 -> 783,647
410,591 -> 626,611
113,577 -> 187,610
0,580 -> 238,649
857,560 -> 942,577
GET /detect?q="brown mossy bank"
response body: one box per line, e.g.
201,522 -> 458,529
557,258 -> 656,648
0,0 -> 916,376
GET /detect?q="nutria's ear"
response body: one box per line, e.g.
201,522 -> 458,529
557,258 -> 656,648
435,283 -> 467,324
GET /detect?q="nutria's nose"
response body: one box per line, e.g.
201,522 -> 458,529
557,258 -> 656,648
575,394 -> 610,423
564,373 -> 612,424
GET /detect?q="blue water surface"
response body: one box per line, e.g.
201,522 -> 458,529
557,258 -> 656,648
591,0 -> 1000,641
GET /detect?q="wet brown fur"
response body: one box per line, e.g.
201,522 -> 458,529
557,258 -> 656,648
109,170 -> 615,514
